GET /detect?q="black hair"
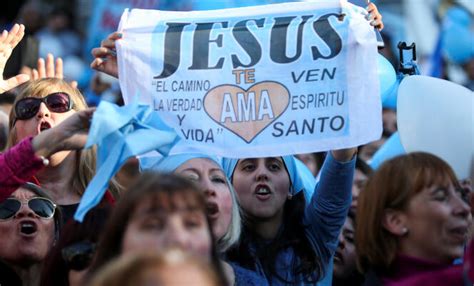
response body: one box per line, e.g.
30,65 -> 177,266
226,191 -> 322,283
355,157 -> 373,177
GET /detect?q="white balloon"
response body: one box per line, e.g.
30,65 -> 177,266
397,75 -> 474,179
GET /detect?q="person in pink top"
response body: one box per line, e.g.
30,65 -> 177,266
0,107 -> 94,201
0,24 -> 92,199
356,152 -> 471,286
0,24 -> 117,222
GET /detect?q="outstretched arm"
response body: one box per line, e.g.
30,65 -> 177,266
32,108 -> 96,158
303,147 -> 357,273
0,108 -> 95,199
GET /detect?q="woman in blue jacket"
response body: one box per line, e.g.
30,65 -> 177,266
223,148 -> 356,285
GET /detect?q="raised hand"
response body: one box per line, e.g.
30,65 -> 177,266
90,32 -> 122,78
0,24 -> 30,93
32,53 -> 78,89
331,147 -> 358,163
367,2 -> 384,30
32,53 -> 63,79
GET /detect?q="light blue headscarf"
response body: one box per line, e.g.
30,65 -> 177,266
222,155 -> 316,202
141,152 -> 223,173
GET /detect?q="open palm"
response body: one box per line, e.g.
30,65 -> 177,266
0,24 -> 30,94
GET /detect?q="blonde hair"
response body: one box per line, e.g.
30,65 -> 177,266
89,250 -> 221,286
217,180 -> 241,253
7,78 -> 122,197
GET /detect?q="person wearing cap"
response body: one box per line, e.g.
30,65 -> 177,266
222,148 -> 356,286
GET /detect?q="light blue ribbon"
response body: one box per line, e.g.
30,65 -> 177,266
74,101 -> 180,222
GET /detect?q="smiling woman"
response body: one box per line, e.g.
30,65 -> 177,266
0,183 -> 61,286
356,152 -> 472,285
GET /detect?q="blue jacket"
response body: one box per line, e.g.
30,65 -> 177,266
229,152 -> 355,286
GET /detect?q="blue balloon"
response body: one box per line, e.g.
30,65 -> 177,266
382,73 -> 403,110
377,54 -> 398,109
442,7 -> 474,64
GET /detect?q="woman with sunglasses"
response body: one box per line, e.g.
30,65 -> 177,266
1,106 -> 94,197
6,78 -> 94,199
0,183 -> 61,286
5,79 -> 120,221
0,24 -> 119,222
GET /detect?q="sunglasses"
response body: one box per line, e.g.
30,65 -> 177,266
14,92 -> 74,122
62,241 -> 96,271
0,197 -> 56,220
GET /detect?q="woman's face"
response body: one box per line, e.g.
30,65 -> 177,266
351,169 -> 368,210
121,195 -> 212,260
0,188 -> 55,265
333,217 -> 357,279
14,92 -> 76,164
14,94 -> 76,142
175,158 -> 232,241
232,157 -> 290,220
400,181 -> 472,263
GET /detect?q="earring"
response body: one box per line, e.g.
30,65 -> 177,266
402,227 -> 409,235
287,194 -> 293,200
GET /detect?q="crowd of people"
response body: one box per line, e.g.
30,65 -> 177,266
0,0 -> 473,286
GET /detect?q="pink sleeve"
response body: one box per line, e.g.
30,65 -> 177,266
0,136 -> 45,202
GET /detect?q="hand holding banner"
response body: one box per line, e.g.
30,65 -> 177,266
117,1 -> 382,158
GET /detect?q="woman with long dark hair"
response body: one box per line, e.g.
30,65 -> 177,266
223,148 -> 357,285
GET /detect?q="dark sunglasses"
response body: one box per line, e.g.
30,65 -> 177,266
62,241 -> 96,271
0,197 -> 56,220
14,92 -> 73,121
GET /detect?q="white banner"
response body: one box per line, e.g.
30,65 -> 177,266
117,0 -> 382,158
